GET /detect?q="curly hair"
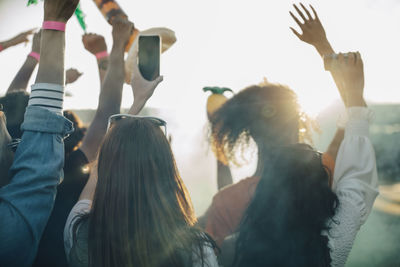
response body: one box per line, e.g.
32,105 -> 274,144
234,144 -> 339,267
209,83 -> 314,166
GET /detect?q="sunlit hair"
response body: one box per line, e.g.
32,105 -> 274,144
234,144 -> 338,267
63,110 -> 87,156
75,118 -> 213,267
0,91 -> 29,139
210,83 -> 314,165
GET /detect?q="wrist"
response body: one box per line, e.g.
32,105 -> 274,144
0,41 -> 10,50
346,92 -> 365,107
28,51 -> 40,62
95,51 -> 109,60
314,41 -> 334,56
42,21 -> 66,32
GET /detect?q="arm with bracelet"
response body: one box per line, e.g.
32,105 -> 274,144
6,31 -> 41,94
82,33 -> 109,84
0,0 -> 79,265
79,17 -> 134,162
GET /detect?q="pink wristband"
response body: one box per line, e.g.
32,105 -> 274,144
29,52 -> 40,61
95,51 -> 109,60
0,44 -> 3,52
42,21 -> 66,32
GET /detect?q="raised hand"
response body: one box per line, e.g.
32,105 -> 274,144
65,68 -> 83,84
325,52 -> 365,107
111,17 -> 134,48
0,29 -> 35,50
128,47 -> 163,115
44,0 -> 80,23
289,3 -> 333,55
82,33 -> 107,55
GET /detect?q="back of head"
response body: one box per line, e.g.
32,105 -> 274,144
88,117 -> 207,267
234,144 -> 338,267
0,91 -> 29,139
210,84 -> 301,165
63,110 -> 87,156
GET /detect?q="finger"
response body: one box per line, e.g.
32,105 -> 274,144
356,51 -> 363,68
289,11 -> 303,28
299,3 -> 312,20
348,53 -> 355,65
289,27 -> 302,39
23,28 -> 37,35
293,4 -> 307,22
309,5 -> 319,20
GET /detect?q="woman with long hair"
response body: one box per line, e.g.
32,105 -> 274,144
223,53 -> 378,266
202,82 -> 338,247
64,32 -> 218,267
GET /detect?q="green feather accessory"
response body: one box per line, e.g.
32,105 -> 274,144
74,4 -> 87,32
27,0 -> 87,32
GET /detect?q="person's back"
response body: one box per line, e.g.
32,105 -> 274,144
65,116 -> 218,267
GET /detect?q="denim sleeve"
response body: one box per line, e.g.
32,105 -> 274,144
0,106 -> 73,267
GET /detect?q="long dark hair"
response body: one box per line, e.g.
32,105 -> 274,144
79,118 -> 213,267
209,83 -> 313,166
234,144 -> 338,267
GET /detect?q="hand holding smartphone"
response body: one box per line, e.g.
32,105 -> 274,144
138,35 -> 161,81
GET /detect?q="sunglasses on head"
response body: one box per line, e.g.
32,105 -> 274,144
107,114 -> 167,136
7,138 -> 21,153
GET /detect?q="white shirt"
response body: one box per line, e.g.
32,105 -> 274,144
327,107 -> 379,267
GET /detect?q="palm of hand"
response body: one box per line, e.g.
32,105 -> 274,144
297,20 -> 326,45
289,4 -> 328,47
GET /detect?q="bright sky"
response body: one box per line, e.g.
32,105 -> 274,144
1,0 -> 400,213
1,0 -> 400,115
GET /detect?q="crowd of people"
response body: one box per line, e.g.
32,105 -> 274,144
0,0 -> 381,266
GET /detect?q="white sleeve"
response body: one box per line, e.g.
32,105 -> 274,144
63,199 -> 92,262
328,107 -> 379,267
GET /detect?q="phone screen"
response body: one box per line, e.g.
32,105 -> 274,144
138,35 -> 160,81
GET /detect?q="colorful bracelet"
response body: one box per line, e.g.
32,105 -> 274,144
95,51 -> 109,60
42,21 -> 66,32
28,52 -> 40,61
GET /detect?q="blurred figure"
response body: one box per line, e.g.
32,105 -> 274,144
34,18 -> 130,267
0,0 -> 79,265
201,83 -> 336,246
223,52 -> 378,267
64,22 -> 218,267
0,28 -> 35,53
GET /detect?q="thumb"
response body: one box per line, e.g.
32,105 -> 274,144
152,75 -> 164,87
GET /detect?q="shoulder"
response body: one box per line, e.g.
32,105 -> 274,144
213,176 -> 260,205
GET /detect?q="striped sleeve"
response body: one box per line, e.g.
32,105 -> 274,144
28,83 -> 64,115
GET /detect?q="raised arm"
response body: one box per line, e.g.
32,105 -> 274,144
289,3 -> 350,105
0,28 -> 35,53
326,52 -> 378,266
82,33 -> 109,84
79,18 -> 134,162
0,0 -> 78,265
6,31 -> 41,94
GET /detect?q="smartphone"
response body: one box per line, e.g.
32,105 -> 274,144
138,35 -> 161,81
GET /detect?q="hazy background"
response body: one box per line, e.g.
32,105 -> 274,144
1,0 -> 400,265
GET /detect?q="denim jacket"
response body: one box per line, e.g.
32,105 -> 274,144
0,106 -> 73,267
